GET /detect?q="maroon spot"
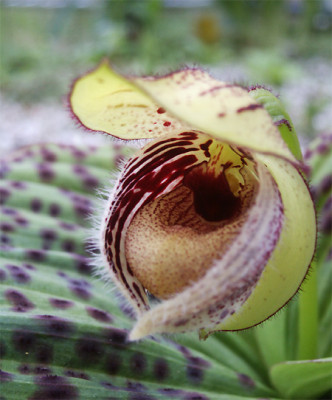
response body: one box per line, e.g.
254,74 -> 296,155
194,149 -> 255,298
0,269 -> 6,281
40,229 -> 57,241
188,356 -> 211,369
11,181 -> 27,189
31,198 -> 42,212
72,165 -> 88,175
33,366 -> 52,375
2,207 -> 17,215
37,163 -> 55,181
0,188 -> 11,204
71,149 -> 86,160
104,328 -> 128,346
35,315 -> 74,337
237,104 -> 263,113
153,358 -> 169,381
157,107 -> 166,114
86,306 -> 113,323
82,175 -> 99,189
49,298 -> 74,310
0,369 -> 13,382
64,370 -> 89,380
69,285 -> 91,300
68,278 -> 91,300
76,338 -> 102,363
163,121 -> 171,127
26,249 -> 46,262
238,373 -> 255,389
0,222 -> 14,233
32,375 -> 78,400
105,353 -> 122,374
186,364 -> 204,383
13,330 -> 36,352
49,203 -> 61,217
36,344 -> 53,364
59,222 -> 77,231
0,162 -> 10,179
41,150 -> 57,162
6,264 -> 31,284
0,235 -> 11,245
61,239 -> 76,253
130,353 -> 147,374
15,216 -> 29,226
23,263 -> 36,271
73,255 -> 91,275
74,203 -> 91,217
18,364 -> 31,374
5,289 -> 34,310
275,118 -> 293,132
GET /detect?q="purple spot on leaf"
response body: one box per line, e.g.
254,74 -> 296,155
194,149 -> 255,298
15,216 -> 29,226
0,188 -> 11,204
32,375 -> 78,400
6,264 -> 31,284
35,315 -> 74,337
31,198 -> 43,212
130,353 -> 147,374
5,289 -> 34,311
13,330 -> 36,352
76,338 -> 102,363
49,298 -> 74,310
153,358 -> 169,381
238,373 -> 255,389
0,269 -> 7,281
26,249 -> 46,262
11,181 -> 27,189
37,163 -> 55,181
105,353 -> 122,374
49,203 -> 61,217
86,306 -> 113,323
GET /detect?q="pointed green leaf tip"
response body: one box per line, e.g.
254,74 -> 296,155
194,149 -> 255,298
249,87 -> 302,161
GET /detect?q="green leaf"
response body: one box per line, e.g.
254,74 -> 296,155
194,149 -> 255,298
270,358 -> 332,399
248,87 -> 302,160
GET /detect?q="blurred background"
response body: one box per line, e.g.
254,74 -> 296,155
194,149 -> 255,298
1,0 -> 331,153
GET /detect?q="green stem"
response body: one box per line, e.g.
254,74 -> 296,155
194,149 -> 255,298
297,260 -> 318,360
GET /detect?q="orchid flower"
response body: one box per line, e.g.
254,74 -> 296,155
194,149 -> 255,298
69,61 -> 316,341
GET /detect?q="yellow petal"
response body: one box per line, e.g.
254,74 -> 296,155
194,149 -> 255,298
208,155 -> 316,333
133,69 -> 296,163
69,61 -> 190,139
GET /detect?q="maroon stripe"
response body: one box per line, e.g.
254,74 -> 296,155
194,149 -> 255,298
237,104 -> 263,113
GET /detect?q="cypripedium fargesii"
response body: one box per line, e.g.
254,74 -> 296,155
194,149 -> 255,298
70,61 -> 316,341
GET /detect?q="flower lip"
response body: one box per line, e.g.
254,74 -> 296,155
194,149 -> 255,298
183,162 -> 242,222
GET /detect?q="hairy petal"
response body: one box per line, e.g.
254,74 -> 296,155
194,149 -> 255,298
212,155 -> 316,333
129,161 -> 284,340
100,132 -> 211,313
133,69 -> 296,163
69,61 -> 190,139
